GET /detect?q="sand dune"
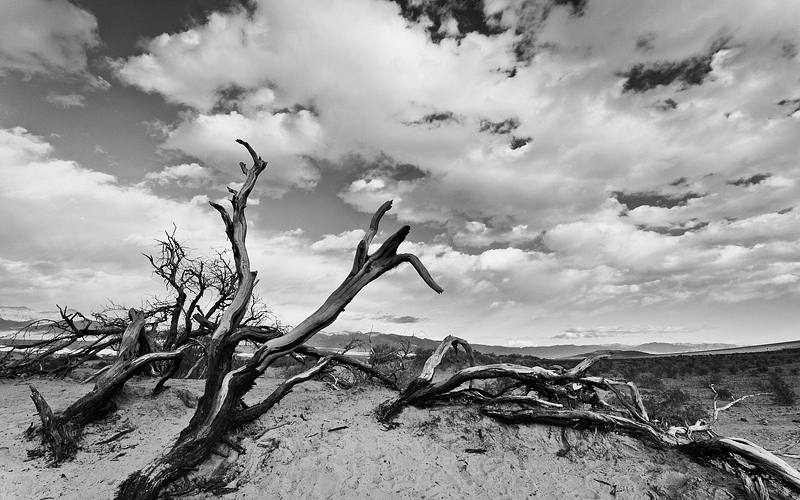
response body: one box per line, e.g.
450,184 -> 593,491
1,370 -> 771,500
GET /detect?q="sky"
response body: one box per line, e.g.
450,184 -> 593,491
0,0 -> 798,347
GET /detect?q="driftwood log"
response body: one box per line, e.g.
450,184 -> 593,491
28,309 -> 190,463
376,336 -> 800,498
115,140 -> 442,500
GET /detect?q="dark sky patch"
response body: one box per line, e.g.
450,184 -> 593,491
638,221 -> 709,236
509,136 -> 532,149
406,111 -> 461,126
618,56 -> 713,93
554,0 -> 588,16
274,103 -> 319,116
389,0 -> 508,44
777,98 -> 800,115
479,117 -> 520,134
727,173 -> 771,187
781,41 -> 798,60
73,0 -> 253,58
350,153 -> 429,183
376,314 -> 422,324
211,84 -> 248,112
655,98 -> 678,111
670,177 -> 688,186
391,163 -> 428,182
618,36 -> 733,93
635,33 -> 655,53
613,190 -> 705,210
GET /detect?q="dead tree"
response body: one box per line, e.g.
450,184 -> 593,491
377,336 -> 800,497
0,306 -> 125,378
115,140 -> 442,500
28,309 -> 190,463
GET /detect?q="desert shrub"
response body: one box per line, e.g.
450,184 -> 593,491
714,387 -> 733,400
369,343 -> 399,367
643,387 -> 709,428
764,370 -> 797,406
635,372 -> 665,390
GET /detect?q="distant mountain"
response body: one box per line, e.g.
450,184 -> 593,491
310,331 -> 738,360
0,306 -> 69,333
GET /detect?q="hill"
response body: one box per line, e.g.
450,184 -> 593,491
311,331 -> 737,359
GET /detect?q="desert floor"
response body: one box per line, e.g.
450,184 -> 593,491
1,369 -> 798,500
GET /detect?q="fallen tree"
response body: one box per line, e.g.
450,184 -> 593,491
0,307 -> 127,378
376,336 -> 800,498
114,140 -> 443,500
28,309 -> 191,463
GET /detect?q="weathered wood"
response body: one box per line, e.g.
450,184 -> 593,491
27,309 -> 190,463
29,386 -> 78,463
233,357 -> 333,425
116,141 -> 442,500
680,437 -> 800,493
482,406 -> 674,448
376,341 -> 607,422
296,345 -> 399,391
376,343 -> 800,497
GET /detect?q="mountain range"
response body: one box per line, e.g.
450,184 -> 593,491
0,305 -> 738,358
308,331 -> 737,359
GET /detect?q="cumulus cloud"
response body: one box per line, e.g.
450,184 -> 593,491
309,230 -> 365,253
0,127 -> 227,309
0,0 -> 99,76
16,0 -> 797,344
112,0 -> 800,247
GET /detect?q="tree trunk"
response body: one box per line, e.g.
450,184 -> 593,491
116,140 -> 442,500
29,309 -> 187,462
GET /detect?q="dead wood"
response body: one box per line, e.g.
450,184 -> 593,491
376,337 -> 604,422
0,306 -> 123,378
27,309 -> 189,463
295,345 -> 399,390
376,338 -> 800,497
115,140 -> 442,500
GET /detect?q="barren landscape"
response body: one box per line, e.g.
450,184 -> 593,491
3,349 -> 800,500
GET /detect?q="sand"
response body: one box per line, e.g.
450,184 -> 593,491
0,371 -> 793,500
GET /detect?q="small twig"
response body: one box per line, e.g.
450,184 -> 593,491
327,425 -> 349,433
94,428 -> 134,446
255,421 -> 290,440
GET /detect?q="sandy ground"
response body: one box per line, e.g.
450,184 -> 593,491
1,371 -> 797,500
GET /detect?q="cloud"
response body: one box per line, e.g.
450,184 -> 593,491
20,0 -> 796,345
375,314 -> 422,324
0,127 -> 228,309
0,0 -> 99,76
553,325 -> 705,340
309,230 -> 365,253
110,0 -> 799,242
145,163 -> 216,189
45,92 -> 86,108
